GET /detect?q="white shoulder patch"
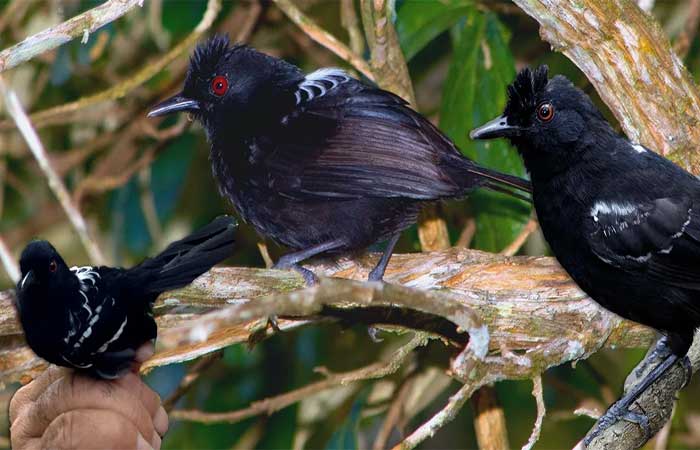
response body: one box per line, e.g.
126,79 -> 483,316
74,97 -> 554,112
590,201 -> 637,222
71,266 -> 100,289
631,143 -> 647,153
294,68 -> 351,104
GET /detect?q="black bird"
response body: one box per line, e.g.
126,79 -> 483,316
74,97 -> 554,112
148,35 -> 530,285
471,66 -> 699,442
15,216 -> 237,379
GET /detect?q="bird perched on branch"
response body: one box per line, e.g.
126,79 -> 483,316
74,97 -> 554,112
471,66 -> 698,443
15,216 -> 237,379
148,35 -> 530,285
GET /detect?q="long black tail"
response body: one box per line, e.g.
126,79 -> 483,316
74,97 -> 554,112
141,215 -> 237,293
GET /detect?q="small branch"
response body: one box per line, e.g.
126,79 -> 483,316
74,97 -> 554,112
373,373 -> 417,450
360,0 -> 415,104
500,216 -> 538,256
0,76 -> 105,265
584,330 -> 700,449
417,206 -> 451,252
341,0 -> 365,55
163,351 -> 223,412
392,381 -> 476,450
257,242 -> 274,268
0,236 -> 20,284
521,376 -> 545,450
272,0 -> 374,81
673,0 -> 700,59
471,385 -> 510,450
171,335 -> 425,424
0,0 -> 144,72
0,0 -> 222,131
456,218 -> 476,248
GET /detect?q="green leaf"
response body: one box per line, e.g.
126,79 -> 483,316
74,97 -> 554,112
396,0 -> 473,60
439,9 -> 530,252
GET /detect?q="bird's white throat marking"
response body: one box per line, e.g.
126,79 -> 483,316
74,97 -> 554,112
294,68 -> 350,104
631,143 -> 647,153
590,201 -> 637,223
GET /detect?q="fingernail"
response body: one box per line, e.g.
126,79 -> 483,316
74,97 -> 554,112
137,433 -> 154,450
151,433 -> 162,450
135,342 -> 156,363
154,406 -> 169,436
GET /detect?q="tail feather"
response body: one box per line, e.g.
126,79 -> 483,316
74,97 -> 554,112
466,166 -> 532,194
142,216 -> 237,293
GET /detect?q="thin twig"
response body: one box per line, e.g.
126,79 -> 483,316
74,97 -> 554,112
0,236 -> 20,284
0,0 -> 144,72
373,374 -> 417,450
171,335 -> 426,424
456,218 -> 476,248
341,0 -> 365,55
673,0 -> 700,59
500,216 -> 538,256
272,0 -> 374,81
138,167 -> 163,245
163,351 -> 223,412
392,381 -> 477,450
257,242 -> 274,268
521,376 -> 545,450
0,0 -> 222,131
0,76 -> 105,265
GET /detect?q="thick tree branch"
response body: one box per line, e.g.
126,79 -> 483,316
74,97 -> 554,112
0,248 -> 654,385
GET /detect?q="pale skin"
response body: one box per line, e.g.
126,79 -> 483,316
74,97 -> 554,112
9,344 -> 168,450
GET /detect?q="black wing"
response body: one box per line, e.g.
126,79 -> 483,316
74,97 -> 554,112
588,196 -> 700,289
259,71 -> 528,201
62,267 -> 130,371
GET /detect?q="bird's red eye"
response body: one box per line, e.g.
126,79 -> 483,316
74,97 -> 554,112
211,76 -> 228,96
48,260 -> 57,273
537,102 -> 554,122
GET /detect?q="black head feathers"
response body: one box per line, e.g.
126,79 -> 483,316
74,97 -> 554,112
504,65 -> 549,124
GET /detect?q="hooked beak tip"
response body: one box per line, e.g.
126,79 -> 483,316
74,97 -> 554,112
147,94 -> 200,118
19,270 -> 34,290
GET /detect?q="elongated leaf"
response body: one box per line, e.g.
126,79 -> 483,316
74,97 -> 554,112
396,0 -> 473,60
439,8 -> 531,252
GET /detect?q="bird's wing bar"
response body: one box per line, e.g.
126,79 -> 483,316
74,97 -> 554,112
589,197 -> 700,288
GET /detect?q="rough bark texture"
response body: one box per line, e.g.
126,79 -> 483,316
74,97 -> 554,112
0,248 -> 654,386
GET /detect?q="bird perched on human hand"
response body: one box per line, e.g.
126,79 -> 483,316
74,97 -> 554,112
148,35 -> 530,285
15,216 -> 237,379
471,65 -> 699,443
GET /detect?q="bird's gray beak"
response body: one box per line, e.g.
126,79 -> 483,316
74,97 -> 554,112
147,93 -> 200,118
470,115 -> 521,140
18,270 -> 35,291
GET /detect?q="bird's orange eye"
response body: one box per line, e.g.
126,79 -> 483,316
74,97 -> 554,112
537,102 -> 554,122
211,76 -> 228,96
48,260 -> 57,273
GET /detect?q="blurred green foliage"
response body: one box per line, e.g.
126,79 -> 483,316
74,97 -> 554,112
2,0 -> 700,449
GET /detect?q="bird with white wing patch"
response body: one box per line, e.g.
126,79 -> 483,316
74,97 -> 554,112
14,216 -> 237,379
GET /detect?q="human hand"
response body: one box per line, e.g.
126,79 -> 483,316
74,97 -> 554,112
9,344 -> 168,450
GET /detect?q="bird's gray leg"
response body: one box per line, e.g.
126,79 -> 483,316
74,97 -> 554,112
273,239 -> 346,286
367,233 -> 401,342
584,353 -> 682,446
368,233 -> 401,282
632,335 -> 673,381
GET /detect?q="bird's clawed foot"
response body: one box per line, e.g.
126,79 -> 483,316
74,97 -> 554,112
584,399 -> 651,446
273,260 -> 318,286
633,336 -> 673,380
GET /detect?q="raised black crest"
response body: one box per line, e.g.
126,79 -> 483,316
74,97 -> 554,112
504,65 -> 549,121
